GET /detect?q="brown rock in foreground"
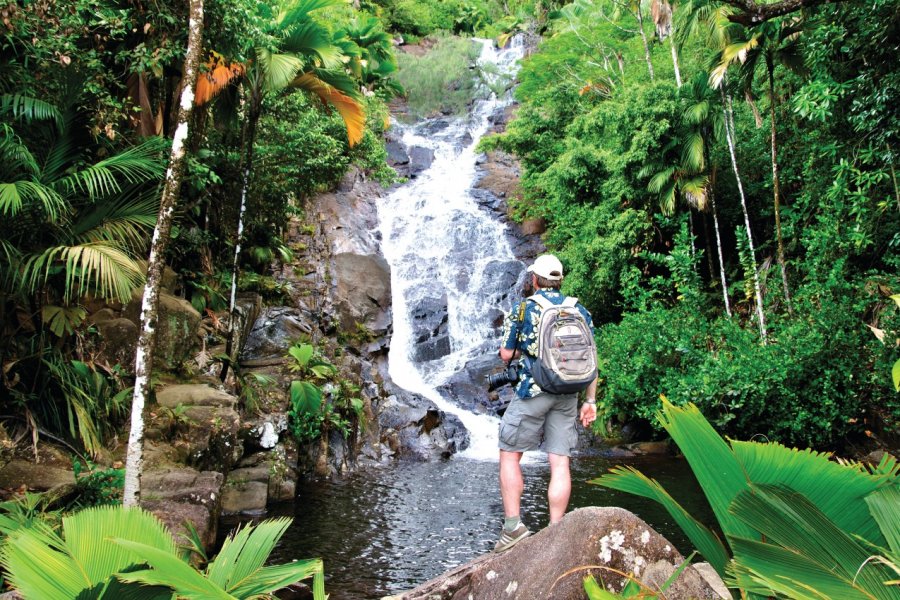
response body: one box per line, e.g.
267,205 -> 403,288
388,506 -> 727,600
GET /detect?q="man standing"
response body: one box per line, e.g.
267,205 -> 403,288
494,254 -> 598,552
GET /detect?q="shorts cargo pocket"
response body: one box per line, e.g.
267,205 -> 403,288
499,417 -> 521,447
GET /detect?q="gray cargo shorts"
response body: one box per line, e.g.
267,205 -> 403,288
498,392 -> 579,456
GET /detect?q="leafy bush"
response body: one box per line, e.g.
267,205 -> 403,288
394,34 -> 485,118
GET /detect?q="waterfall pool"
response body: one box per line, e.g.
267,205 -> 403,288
262,453 -> 713,599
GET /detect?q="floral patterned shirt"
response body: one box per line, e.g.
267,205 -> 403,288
500,288 -> 595,398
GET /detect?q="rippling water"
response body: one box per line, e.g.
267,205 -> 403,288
265,454 -> 712,599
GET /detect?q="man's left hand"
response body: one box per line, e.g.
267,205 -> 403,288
579,403 -> 597,428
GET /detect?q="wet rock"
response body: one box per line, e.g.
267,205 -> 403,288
332,253 -> 392,335
393,507 -> 727,600
386,140 -> 410,167
240,307 -> 314,362
410,293 -> 450,362
222,480 -> 269,515
153,384 -> 242,472
408,146 -> 435,177
378,392 -> 470,460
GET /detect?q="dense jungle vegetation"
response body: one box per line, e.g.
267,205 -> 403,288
0,0 -> 897,478
0,0 -> 897,596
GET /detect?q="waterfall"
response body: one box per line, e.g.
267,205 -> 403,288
378,38 -> 526,459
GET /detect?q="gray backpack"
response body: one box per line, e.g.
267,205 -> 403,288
525,294 -> 597,395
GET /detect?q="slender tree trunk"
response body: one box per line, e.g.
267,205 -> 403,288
636,7 -> 655,81
767,57 -> 791,314
688,210 -> 697,265
709,184 -> 732,317
702,212 -> 715,280
221,94 -> 262,382
887,143 -> 900,213
722,87 -> 767,342
669,35 -> 682,87
123,0 -> 204,507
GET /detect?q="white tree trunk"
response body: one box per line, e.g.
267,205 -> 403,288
722,88 -> 767,342
123,0 -> 204,506
669,33 -> 682,87
710,191 -> 732,317
636,7 -> 655,81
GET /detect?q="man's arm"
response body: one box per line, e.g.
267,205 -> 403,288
579,376 -> 598,427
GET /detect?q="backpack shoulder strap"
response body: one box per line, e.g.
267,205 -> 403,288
527,294 -> 554,310
561,296 -> 578,308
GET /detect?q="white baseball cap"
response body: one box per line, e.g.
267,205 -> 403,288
527,254 -> 564,281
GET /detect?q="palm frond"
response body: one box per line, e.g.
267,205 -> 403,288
25,241 -> 145,303
114,540 -> 233,599
282,21 -> 344,70
727,484 -> 897,599
592,466 -> 730,575
710,37 -> 759,88
648,167 -> 676,193
865,486 -> 900,556
0,181 -> 67,220
2,506 -> 178,599
257,48 -> 306,93
292,72 -> 366,146
229,559 -> 324,598
655,400 -> 761,555
206,517 -> 304,594
681,132 -> 706,171
53,138 -> 166,200
195,52 -> 246,106
730,440 -> 896,547
680,176 -> 709,210
0,94 -> 63,129
69,185 -> 159,250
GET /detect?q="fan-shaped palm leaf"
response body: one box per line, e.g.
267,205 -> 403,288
256,48 -> 306,94
282,21 -> 344,69
0,505 -> 177,600
726,484 -> 898,599
866,486 -> 900,556
592,465 -> 731,575
276,0 -> 343,29
115,541 -> 233,600
293,72 -> 365,146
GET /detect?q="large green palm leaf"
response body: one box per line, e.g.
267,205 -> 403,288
730,440 -> 897,546
53,138 -> 167,200
25,241 -> 145,303
0,506 -> 177,600
726,484 -> 898,599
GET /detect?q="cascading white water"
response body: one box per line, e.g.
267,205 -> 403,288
378,38 -> 526,459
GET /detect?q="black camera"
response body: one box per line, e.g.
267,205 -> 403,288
486,361 -> 520,391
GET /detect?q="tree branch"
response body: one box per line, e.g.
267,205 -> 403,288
722,0 -> 850,25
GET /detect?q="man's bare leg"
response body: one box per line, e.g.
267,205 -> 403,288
548,452 -> 571,524
499,449 -> 524,518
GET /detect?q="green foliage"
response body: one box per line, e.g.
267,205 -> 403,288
583,551 -> 697,598
394,34 -> 485,118
593,399 -> 900,597
0,505 -> 326,600
72,460 -> 125,507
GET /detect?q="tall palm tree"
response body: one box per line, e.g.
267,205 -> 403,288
711,18 -> 805,314
643,74 -> 732,316
651,0 -> 682,87
194,0 -> 366,380
676,0 -> 768,341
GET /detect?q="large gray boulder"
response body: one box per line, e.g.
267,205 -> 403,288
123,290 -> 201,371
391,507 -> 727,600
332,252 -> 392,335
